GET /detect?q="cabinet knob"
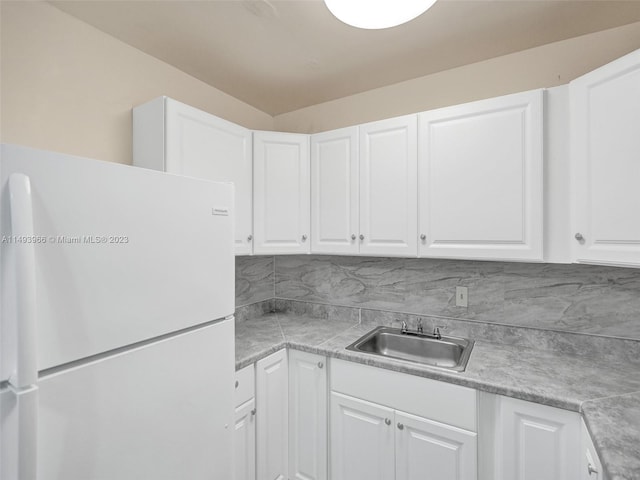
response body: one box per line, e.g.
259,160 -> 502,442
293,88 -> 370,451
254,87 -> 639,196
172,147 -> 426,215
575,232 -> 584,241
251,408 -> 256,416
317,361 -> 324,369
302,234 -> 307,242
359,234 -> 365,241
587,464 -> 598,476
384,418 -> 391,426
420,234 -> 426,241
351,234 -> 357,240
397,423 -> 404,430
247,235 -> 253,242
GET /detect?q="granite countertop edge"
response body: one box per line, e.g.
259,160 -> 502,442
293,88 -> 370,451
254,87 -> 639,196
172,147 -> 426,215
235,311 -> 640,480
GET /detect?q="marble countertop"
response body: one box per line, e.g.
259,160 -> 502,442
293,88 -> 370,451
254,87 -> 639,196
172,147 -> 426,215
236,311 -> 640,480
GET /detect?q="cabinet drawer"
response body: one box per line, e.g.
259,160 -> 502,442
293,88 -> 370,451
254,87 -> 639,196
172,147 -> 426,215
330,358 -> 476,431
235,364 -> 255,407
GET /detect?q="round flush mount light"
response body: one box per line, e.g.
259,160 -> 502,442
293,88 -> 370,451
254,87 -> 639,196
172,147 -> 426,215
324,0 -> 438,30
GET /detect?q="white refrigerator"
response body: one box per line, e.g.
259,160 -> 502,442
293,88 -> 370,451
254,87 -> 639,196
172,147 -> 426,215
0,144 -> 235,480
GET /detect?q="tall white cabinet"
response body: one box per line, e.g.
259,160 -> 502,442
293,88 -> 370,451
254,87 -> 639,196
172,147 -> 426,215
288,351 -> 328,480
253,131 -> 310,254
310,127 -> 359,254
256,349 -> 289,480
418,90 -> 544,261
359,115 -> 418,256
132,97 -> 254,255
570,48 -> 640,267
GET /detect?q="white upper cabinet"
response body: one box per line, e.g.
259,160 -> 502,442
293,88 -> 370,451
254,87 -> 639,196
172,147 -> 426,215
132,97 -> 253,255
359,115 -> 418,257
570,48 -> 640,267
253,131 -> 310,255
311,127 -> 359,254
418,90 -> 544,261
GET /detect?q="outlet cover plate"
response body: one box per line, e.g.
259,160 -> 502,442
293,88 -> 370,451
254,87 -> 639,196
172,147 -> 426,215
456,286 -> 468,307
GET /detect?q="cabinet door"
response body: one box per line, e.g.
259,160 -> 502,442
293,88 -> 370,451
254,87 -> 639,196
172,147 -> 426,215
359,115 -> 418,256
288,351 -> 327,480
395,410 -> 477,480
498,396 -> 580,480
164,99 -> 254,255
570,48 -> 640,267
330,392 -> 395,480
311,127 -> 359,254
256,349 -> 288,480
580,420 -> 604,480
235,398 -> 256,480
253,132 -> 310,254
418,90 -> 543,261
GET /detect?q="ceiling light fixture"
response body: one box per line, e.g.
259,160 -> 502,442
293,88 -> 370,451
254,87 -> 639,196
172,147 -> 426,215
324,0 -> 438,30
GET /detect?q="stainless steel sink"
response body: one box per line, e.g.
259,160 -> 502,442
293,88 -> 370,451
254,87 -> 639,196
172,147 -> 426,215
345,326 -> 474,372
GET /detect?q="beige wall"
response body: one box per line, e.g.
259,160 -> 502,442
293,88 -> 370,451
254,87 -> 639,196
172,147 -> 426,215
274,21 -> 640,134
3,2 -> 640,161
0,1 -> 273,165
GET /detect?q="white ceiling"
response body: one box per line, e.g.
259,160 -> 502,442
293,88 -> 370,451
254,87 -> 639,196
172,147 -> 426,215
50,0 -> 640,115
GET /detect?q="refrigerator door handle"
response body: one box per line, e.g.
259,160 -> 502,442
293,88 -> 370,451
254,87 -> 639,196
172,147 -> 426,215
3,385 -> 38,480
8,173 -> 38,388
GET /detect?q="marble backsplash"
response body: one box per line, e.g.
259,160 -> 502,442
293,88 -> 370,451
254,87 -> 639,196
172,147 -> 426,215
236,255 -> 640,340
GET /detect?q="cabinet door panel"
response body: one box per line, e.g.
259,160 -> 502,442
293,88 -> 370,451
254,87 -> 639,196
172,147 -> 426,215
289,351 -> 327,480
330,392 -> 395,480
254,132 -> 310,254
396,410 -> 477,480
580,420 -> 604,480
359,116 -> 418,256
235,398 -> 256,480
256,349 -> 288,480
418,90 -> 543,260
571,48 -> 640,267
164,100 -> 253,255
498,396 -> 580,480
311,127 -> 359,254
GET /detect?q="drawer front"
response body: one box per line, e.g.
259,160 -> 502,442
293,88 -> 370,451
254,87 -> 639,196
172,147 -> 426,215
235,364 -> 255,407
330,358 -> 476,431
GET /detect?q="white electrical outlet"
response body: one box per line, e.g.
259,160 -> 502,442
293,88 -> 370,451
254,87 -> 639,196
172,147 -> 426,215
456,286 -> 468,307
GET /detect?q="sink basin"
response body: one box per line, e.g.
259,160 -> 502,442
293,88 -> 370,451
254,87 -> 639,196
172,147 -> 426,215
345,326 -> 474,372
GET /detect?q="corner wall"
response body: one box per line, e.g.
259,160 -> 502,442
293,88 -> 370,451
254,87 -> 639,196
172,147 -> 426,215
0,1 -> 274,165
273,21 -> 640,134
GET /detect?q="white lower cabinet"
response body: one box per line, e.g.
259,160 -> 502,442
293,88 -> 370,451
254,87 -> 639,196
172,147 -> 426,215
395,410 -> 477,480
580,420 -> 605,480
330,392 -> 395,480
256,349 -> 289,480
330,391 -> 476,480
288,350 -> 328,480
494,395 -> 581,480
330,359 -> 477,480
235,364 -> 256,480
235,398 -> 256,480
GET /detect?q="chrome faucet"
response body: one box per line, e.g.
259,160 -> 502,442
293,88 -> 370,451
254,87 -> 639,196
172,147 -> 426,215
401,320 -> 408,334
417,318 -> 423,334
433,326 -> 443,340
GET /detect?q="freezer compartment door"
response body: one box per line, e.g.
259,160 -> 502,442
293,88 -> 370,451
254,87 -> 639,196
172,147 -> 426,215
36,318 -> 235,480
1,144 -> 234,375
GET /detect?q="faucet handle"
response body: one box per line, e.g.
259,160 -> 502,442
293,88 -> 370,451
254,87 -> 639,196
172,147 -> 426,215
433,325 -> 445,339
401,320 -> 408,333
417,318 -> 423,334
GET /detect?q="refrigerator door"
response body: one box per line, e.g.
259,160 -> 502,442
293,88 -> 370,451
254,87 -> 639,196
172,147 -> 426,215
36,318 -> 234,480
1,144 -> 234,379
